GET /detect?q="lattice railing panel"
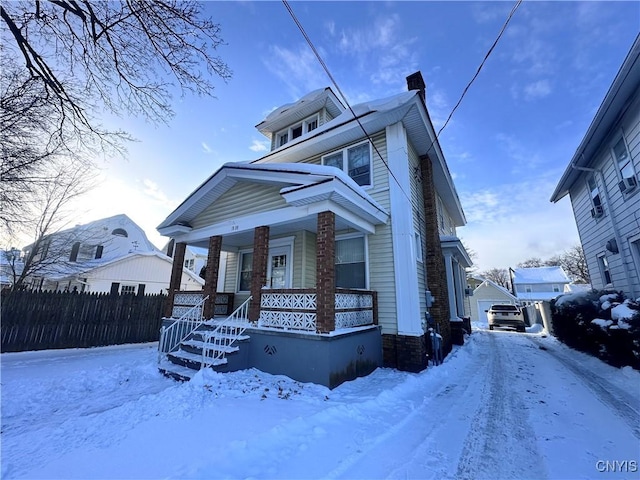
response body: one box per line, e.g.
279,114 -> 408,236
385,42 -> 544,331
261,293 -> 317,310
174,292 -> 204,306
335,293 -> 373,309
259,311 -> 317,331
335,310 -> 374,329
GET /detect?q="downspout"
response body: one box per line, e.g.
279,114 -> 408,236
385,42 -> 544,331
570,160 -> 634,294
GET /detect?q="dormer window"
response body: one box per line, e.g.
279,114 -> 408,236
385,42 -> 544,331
275,113 -> 319,148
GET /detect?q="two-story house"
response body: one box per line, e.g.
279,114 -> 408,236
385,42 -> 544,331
551,35 -> 640,299
22,214 -> 203,294
157,72 -> 472,387
511,266 -> 571,304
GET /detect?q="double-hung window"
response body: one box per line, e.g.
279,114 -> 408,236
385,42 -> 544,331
238,251 -> 253,292
597,253 -> 612,285
322,141 -> 372,187
612,136 -> 637,193
335,235 -> 366,289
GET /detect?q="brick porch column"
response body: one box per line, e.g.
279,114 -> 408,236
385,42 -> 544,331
164,241 -> 186,317
249,226 -> 269,321
203,235 -> 222,319
316,211 -> 335,333
420,154 -> 452,354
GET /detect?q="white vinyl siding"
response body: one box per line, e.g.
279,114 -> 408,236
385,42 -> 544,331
569,92 -> 640,296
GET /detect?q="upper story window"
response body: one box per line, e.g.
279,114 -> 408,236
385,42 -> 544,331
322,141 -> 372,187
587,175 -> 604,219
612,136 -> 637,194
275,114 -> 319,148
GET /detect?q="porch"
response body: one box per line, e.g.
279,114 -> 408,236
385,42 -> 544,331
158,288 -> 380,388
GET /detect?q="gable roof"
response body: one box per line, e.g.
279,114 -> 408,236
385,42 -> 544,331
23,214 -> 159,254
551,35 -> 640,202
255,87 -> 345,136
512,266 -> 571,284
157,162 -> 389,237
475,278 -> 518,301
42,250 -> 204,285
253,89 -> 465,227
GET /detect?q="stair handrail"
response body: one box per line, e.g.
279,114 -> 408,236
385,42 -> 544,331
201,296 -> 252,367
158,294 -> 210,363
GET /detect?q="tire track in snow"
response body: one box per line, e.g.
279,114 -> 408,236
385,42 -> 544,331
455,332 -> 547,480
528,337 -> 640,440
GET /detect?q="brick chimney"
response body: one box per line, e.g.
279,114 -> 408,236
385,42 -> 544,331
406,71 -> 426,103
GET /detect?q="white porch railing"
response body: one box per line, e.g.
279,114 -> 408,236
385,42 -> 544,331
158,295 -> 209,362
335,291 -> 375,329
202,296 -> 252,367
257,288 -> 376,332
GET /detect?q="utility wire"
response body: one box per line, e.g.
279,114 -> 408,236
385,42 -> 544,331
282,0 -> 522,198
282,0 -> 412,203
437,0 -> 522,138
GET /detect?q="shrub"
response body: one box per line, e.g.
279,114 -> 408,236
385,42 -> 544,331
550,289 -> 640,369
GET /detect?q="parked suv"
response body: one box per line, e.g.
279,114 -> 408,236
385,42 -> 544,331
487,304 -> 526,332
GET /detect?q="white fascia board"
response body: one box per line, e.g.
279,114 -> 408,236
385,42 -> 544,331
387,122 -> 422,336
158,168 -> 233,230
305,200 -> 377,234
282,179 -> 388,225
171,206 -> 306,244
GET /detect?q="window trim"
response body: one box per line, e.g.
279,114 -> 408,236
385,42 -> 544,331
335,232 -> 369,290
321,140 -> 373,188
236,249 -> 253,293
597,252 -> 612,286
275,113 -> 320,148
611,134 -> 635,180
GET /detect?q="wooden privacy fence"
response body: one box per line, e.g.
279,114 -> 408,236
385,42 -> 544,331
1,290 -> 166,353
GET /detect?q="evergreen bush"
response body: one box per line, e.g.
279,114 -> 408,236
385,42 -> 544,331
550,289 -> 640,369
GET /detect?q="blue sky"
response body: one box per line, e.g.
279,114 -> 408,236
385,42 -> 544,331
77,1 -> 639,272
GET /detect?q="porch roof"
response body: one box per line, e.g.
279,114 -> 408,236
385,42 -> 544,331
440,235 -> 473,268
157,162 -> 389,242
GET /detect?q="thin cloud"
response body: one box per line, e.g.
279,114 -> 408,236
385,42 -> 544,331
523,79 -> 552,100
201,142 -> 213,154
264,45 -> 325,98
249,140 -> 269,153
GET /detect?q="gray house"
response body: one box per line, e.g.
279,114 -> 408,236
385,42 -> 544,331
551,35 -> 640,300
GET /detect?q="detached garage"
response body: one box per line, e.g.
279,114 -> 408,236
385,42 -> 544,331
470,279 -> 519,323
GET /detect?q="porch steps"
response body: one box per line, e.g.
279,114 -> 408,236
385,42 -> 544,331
167,348 -> 229,369
181,338 -> 240,354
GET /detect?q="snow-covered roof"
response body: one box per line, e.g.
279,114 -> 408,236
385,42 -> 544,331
42,251 -> 204,285
475,279 -> 518,300
252,89 -> 466,227
24,214 -> 159,254
513,266 -> 571,284
564,283 -> 592,293
255,88 -> 345,136
157,161 -> 389,237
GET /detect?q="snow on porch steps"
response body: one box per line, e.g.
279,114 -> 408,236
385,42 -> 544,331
181,339 -> 240,354
166,349 -> 228,368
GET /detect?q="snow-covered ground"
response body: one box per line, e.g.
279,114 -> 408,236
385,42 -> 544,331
2,324 -> 639,479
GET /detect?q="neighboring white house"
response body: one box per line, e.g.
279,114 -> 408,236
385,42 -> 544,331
22,214 -> 203,294
157,71 -> 473,380
551,35 -> 640,299
470,278 -> 519,323
512,266 -> 571,304
163,243 -> 227,292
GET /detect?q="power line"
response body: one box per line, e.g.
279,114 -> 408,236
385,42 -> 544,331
282,0 -> 412,204
437,0 -> 523,138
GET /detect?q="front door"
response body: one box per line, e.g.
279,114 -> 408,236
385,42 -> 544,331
267,246 -> 291,289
